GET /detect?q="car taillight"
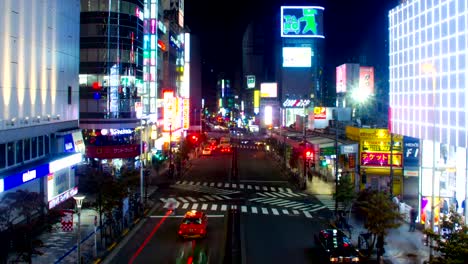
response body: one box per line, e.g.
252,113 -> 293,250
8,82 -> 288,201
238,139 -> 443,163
178,230 -> 183,234
330,257 -> 339,262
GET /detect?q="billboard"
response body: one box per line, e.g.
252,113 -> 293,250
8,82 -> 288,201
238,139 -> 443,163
336,64 -> 347,93
281,6 -> 325,38
264,106 -> 273,126
282,47 -> 312,67
163,90 -> 175,131
260,83 -> 278,98
313,107 -> 326,119
254,90 -> 260,114
246,75 -> 255,89
359,66 -> 375,95
403,136 -> 420,167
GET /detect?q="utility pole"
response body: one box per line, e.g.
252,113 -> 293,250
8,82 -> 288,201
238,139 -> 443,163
389,132 -> 394,197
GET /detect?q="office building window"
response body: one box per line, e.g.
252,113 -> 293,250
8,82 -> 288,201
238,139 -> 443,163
7,142 -> 14,166
32,137 -> 38,159
0,143 -> 5,169
45,135 -> 50,155
16,140 -> 23,164
38,136 -> 44,156
24,138 -> 31,161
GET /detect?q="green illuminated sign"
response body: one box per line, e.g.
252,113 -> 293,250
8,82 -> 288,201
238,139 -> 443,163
281,6 -> 324,38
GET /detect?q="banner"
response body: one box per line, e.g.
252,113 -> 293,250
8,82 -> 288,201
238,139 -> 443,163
361,152 -> 402,167
61,209 -> 74,232
85,144 -> 140,159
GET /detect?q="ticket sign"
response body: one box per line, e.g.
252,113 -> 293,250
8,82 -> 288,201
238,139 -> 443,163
361,152 -> 402,167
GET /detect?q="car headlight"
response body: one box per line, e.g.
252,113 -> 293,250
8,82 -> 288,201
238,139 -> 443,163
330,257 -> 339,262
352,257 -> 359,262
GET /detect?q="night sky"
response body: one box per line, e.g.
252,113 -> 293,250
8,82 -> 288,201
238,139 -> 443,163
184,0 -> 400,102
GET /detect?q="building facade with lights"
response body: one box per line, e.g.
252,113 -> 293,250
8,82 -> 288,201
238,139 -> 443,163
0,0 -> 84,215
279,6 -> 325,128
389,0 -> 468,224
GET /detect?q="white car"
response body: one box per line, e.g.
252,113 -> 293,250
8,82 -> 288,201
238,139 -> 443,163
202,147 -> 212,155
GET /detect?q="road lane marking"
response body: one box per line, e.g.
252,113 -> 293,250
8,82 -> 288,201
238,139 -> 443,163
257,193 -> 267,197
271,208 -> 279,215
187,197 -> 197,202
220,195 -> 231,199
201,204 -> 208,210
304,212 -> 313,218
199,198 -> 206,202
261,208 -> 268,214
278,192 -> 295,197
212,195 -> 225,200
191,203 -> 198,210
211,204 -> 218,211
264,193 -> 280,198
241,206 -> 247,213
221,205 -> 227,211
251,207 -> 258,214
203,195 -> 215,201
182,203 -> 189,209
308,205 -> 327,212
282,209 -> 289,215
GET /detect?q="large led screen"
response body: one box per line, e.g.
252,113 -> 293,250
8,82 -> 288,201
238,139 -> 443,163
260,83 -> 278,98
281,6 -> 325,38
282,47 -> 311,67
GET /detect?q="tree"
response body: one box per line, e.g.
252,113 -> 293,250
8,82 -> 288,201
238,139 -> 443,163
357,191 -> 403,259
425,207 -> 468,263
333,174 -> 357,218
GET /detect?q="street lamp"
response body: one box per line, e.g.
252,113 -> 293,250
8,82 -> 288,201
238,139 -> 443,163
422,62 -> 437,260
73,194 -> 86,264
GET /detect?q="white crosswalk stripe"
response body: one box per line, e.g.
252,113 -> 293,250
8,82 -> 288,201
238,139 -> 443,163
282,209 -> 289,215
315,194 -> 345,211
255,186 -> 260,190
217,183 -> 222,187
271,208 -> 279,215
247,185 -> 252,189
201,204 -> 208,210
251,207 -> 258,214
211,204 -> 218,211
221,205 -> 228,211
241,206 -> 247,213
249,197 -> 326,212
187,197 -> 197,202
304,211 -> 313,218
171,183 -> 240,195
182,203 -> 189,209
255,191 -> 306,198
261,207 -> 268,214
203,182 -> 208,186
292,210 -> 300,214
240,184 -> 244,189
192,203 -> 198,210
210,182 -> 215,187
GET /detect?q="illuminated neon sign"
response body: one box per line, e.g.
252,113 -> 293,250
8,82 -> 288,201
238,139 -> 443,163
281,6 -> 325,38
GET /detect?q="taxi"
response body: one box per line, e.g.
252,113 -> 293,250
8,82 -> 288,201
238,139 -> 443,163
178,210 -> 208,239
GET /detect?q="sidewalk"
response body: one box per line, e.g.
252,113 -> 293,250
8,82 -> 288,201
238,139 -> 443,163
304,174 -> 429,263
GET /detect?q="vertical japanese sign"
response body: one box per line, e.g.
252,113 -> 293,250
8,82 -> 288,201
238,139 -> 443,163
183,98 -> 190,130
163,91 -> 175,131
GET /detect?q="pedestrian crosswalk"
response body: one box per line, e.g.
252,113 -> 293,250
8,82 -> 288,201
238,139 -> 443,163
174,180 -> 296,193
248,197 -> 326,212
155,202 -> 316,218
160,195 -> 232,204
314,194 -> 345,211
235,144 -> 264,150
171,183 -> 241,195
256,191 -> 307,198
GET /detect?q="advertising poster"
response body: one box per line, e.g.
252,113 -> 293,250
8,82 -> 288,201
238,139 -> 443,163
403,136 -> 420,167
313,107 -> 326,119
336,64 -> 347,93
61,209 -> 74,232
281,6 -> 325,38
359,66 -> 375,95
420,196 -> 440,226
260,83 -> 278,97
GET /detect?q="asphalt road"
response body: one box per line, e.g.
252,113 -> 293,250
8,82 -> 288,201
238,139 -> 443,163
106,140 -> 333,264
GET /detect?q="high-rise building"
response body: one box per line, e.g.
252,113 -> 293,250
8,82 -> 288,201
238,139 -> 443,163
79,0 -> 145,169
389,0 -> 468,222
0,0 -> 83,212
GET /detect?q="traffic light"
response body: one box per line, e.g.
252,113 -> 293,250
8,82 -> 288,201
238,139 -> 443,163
305,149 -> 313,160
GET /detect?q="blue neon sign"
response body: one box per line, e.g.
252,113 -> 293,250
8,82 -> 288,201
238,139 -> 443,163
2,163 -> 50,192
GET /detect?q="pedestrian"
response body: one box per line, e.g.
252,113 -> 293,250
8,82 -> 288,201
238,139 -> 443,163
166,196 -> 178,215
392,195 -> 401,211
409,207 -> 417,232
